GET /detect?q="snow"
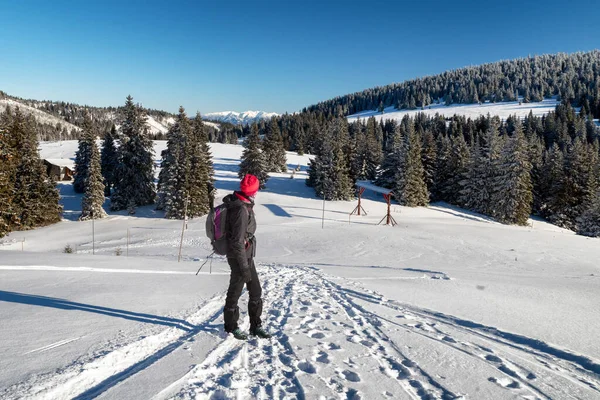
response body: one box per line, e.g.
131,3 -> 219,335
356,180 -> 393,195
204,110 -> 279,125
44,158 -> 75,170
0,141 -> 599,399
347,98 -> 561,124
0,99 -> 81,133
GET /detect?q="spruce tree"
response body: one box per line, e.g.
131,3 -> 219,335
157,107 -> 191,219
239,123 -> 269,188
395,120 -> 429,207
262,120 -> 287,172
307,118 -> 353,200
460,124 -> 502,214
0,115 -> 16,237
111,96 -> 156,213
364,117 -> 383,180
492,122 -> 533,225
421,128 -> 437,199
80,140 -> 107,220
542,145 -> 568,224
101,124 -> 118,196
10,108 -> 61,229
375,123 -> 403,189
73,114 -> 95,194
187,113 -> 214,217
577,191 -> 600,237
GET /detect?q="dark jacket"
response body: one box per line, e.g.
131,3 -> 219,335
224,192 -> 256,270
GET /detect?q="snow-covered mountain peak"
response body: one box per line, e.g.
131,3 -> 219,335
203,110 -> 279,125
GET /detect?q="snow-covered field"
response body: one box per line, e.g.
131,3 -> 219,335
347,98 -> 561,124
0,141 -> 599,399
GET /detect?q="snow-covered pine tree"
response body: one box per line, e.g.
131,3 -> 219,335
80,139 -> 107,220
186,112 -> 215,217
558,136 -> 598,228
307,118 -> 353,200
157,107 -> 191,219
10,107 -> 61,229
73,114 -> 95,194
460,123 -> 502,215
364,117 -> 383,181
529,134 -> 545,214
111,96 -> 156,214
421,128 -> 437,200
350,120 -> 368,182
395,119 -> 428,207
577,190 -> 600,237
101,124 -> 118,196
432,134 -> 452,202
262,119 -> 287,172
0,113 -> 16,237
375,122 -> 403,189
492,121 -> 533,225
239,123 -> 269,188
541,144 -> 567,223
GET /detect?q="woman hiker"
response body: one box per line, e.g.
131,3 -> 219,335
222,174 -> 271,340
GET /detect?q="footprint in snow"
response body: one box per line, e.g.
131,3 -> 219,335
342,369 -> 361,382
309,330 -> 326,339
315,351 -> 330,364
488,376 -> 521,389
326,342 -> 342,351
297,360 -> 317,374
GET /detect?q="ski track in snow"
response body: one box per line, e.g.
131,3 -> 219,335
3,264 -> 599,400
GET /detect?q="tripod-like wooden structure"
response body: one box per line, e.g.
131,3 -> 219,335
352,181 -> 397,226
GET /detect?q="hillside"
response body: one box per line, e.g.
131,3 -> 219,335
306,51 -> 600,120
0,91 -> 211,140
0,141 -> 598,399
347,98 -> 561,123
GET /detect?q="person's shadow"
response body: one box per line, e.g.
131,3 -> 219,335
0,291 -> 195,331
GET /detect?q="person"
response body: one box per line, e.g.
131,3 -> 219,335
222,174 -> 271,340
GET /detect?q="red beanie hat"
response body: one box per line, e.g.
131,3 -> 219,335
240,174 -> 260,196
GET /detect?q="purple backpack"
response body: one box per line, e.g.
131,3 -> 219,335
206,204 -> 228,255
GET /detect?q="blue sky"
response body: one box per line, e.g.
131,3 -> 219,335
0,0 -> 598,114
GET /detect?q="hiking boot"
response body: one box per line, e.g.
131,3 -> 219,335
231,328 -> 248,341
250,327 -> 272,339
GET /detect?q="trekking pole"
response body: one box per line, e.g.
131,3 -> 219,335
196,251 -> 215,275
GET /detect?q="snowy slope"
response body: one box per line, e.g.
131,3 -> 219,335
204,110 -> 279,125
347,98 -> 560,123
0,142 -> 599,399
0,99 -> 81,133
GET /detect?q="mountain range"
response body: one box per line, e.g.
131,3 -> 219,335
203,110 -> 279,125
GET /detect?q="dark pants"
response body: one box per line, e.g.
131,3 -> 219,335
224,257 -> 263,332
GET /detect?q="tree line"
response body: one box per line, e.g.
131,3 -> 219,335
303,51 -> 600,119
303,104 -> 600,236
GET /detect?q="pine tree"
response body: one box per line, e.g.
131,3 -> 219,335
460,124 -> 502,214
9,108 -> 61,229
542,145 -> 568,224
157,107 -> 191,219
101,124 -> 118,196
262,120 -> 287,172
577,190 -> 600,237
492,121 -> 533,225
80,140 -> 107,220
73,114 -> 95,194
239,123 -> 269,188
375,123 -> 403,189
111,96 -> 156,213
0,114 -> 16,237
421,128 -> 437,199
395,120 -> 429,207
307,118 -> 353,200
364,117 -> 383,180
187,113 -> 215,217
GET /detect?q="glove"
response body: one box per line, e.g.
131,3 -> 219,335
241,267 -> 252,283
